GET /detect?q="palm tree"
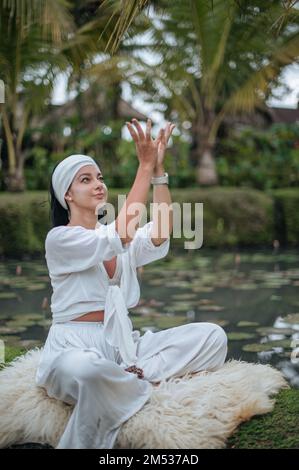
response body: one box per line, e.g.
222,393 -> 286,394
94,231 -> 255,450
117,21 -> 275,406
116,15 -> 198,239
102,0 -> 299,185
0,0 -> 150,190
0,0 -> 73,190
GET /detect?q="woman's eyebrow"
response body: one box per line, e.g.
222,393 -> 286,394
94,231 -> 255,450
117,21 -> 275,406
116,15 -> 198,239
78,172 -> 102,178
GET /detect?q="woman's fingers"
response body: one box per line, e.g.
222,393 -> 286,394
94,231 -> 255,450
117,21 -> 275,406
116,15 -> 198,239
154,127 -> 164,144
145,118 -> 152,140
165,122 -> 176,141
127,119 -> 175,147
131,118 -> 145,141
126,122 -> 139,142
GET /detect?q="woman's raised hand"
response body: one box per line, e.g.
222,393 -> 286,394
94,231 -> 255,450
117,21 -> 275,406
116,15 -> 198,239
126,118 -> 165,170
157,121 -> 176,168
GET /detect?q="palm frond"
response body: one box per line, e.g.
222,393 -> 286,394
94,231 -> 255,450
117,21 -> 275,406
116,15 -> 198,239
1,0 -> 74,42
224,32 -> 299,114
98,0 -> 150,54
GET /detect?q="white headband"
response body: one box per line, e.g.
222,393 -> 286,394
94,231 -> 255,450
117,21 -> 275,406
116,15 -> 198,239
52,154 -> 101,210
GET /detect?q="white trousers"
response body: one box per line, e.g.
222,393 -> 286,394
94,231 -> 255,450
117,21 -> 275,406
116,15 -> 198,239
35,321 -> 227,449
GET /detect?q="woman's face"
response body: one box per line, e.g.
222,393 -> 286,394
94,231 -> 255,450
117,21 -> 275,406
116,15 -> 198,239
65,164 -> 108,213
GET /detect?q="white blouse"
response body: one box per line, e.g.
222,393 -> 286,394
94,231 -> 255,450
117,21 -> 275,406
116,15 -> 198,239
45,220 -> 170,367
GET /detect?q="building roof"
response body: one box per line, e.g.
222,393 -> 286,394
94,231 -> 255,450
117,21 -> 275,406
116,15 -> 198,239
267,105 -> 299,124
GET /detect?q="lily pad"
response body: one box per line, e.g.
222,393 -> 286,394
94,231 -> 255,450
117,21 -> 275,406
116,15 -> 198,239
165,281 -> 191,288
0,292 -> 18,299
171,293 -> 198,300
208,319 -> 229,327
270,295 -> 282,301
256,327 -> 294,336
13,313 -> 44,321
5,320 -> 35,328
156,315 -> 188,329
237,321 -> 260,327
198,299 -> 214,305
191,287 -> 214,293
5,313 -> 44,328
227,332 -> 256,341
0,326 -> 27,335
131,314 -> 187,330
243,339 -> 293,353
147,279 -> 166,286
36,320 -> 53,328
260,280 -> 291,289
198,305 -> 225,312
231,283 -> 258,290
130,306 -> 157,316
168,302 -> 196,312
26,283 -> 48,291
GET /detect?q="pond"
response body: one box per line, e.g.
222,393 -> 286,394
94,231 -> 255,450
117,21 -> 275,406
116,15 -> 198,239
1,248 -> 299,388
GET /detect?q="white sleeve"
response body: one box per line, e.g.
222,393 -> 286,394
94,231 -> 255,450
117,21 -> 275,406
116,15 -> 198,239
129,221 -> 170,268
46,221 -> 130,274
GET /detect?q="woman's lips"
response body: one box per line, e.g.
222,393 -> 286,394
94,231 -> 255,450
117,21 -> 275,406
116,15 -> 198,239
94,193 -> 104,198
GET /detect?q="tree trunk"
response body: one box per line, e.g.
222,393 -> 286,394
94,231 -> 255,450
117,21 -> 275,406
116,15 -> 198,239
195,114 -> 218,186
4,145 -> 26,192
196,139 -> 218,186
4,165 -> 26,191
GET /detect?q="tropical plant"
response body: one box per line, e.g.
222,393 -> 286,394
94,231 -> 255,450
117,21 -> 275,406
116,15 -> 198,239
0,0 -> 73,190
102,0 -> 299,185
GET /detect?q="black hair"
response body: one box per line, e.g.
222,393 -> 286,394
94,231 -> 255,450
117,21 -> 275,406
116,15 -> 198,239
49,162 -> 107,228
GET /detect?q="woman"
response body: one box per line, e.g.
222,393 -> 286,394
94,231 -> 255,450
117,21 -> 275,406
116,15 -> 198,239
35,118 -> 228,449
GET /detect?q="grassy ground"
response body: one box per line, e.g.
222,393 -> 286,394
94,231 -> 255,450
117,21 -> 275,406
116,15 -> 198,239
2,347 -> 299,449
227,388 -> 299,449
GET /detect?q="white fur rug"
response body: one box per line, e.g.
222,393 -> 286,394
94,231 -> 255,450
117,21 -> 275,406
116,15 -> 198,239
0,348 -> 289,449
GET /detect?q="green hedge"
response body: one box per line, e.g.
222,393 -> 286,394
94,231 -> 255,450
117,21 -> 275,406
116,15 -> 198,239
170,187 -> 274,247
0,187 -> 297,257
271,189 -> 299,246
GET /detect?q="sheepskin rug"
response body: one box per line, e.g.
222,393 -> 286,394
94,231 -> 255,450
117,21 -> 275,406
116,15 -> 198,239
0,348 -> 289,449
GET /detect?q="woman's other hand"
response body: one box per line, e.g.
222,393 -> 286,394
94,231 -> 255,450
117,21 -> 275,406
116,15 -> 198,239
126,118 -> 165,170
156,121 -> 176,168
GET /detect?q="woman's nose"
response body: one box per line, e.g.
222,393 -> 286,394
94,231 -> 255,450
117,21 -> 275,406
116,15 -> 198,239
95,180 -> 106,193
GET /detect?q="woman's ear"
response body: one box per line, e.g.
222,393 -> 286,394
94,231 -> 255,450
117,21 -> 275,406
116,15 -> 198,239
65,191 -> 72,202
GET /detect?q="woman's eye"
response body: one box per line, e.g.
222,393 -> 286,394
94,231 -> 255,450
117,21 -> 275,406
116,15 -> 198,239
81,176 -> 104,183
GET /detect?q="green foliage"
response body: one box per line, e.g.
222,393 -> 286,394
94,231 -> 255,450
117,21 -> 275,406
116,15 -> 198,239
24,147 -> 51,190
0,346 -> 26,371
0,192 -> 49,257
170,187 -> 274,247
24,126 -> 195,189
0,186 -> 298,256
217,124 -> 299,190
272,188 -> 299,246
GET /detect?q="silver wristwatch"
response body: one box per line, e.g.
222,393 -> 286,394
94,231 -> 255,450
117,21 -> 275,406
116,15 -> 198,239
151,172 -> 169,185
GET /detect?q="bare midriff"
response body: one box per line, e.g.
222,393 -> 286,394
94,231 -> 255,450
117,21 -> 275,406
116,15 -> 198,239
71,310 -> 105,322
